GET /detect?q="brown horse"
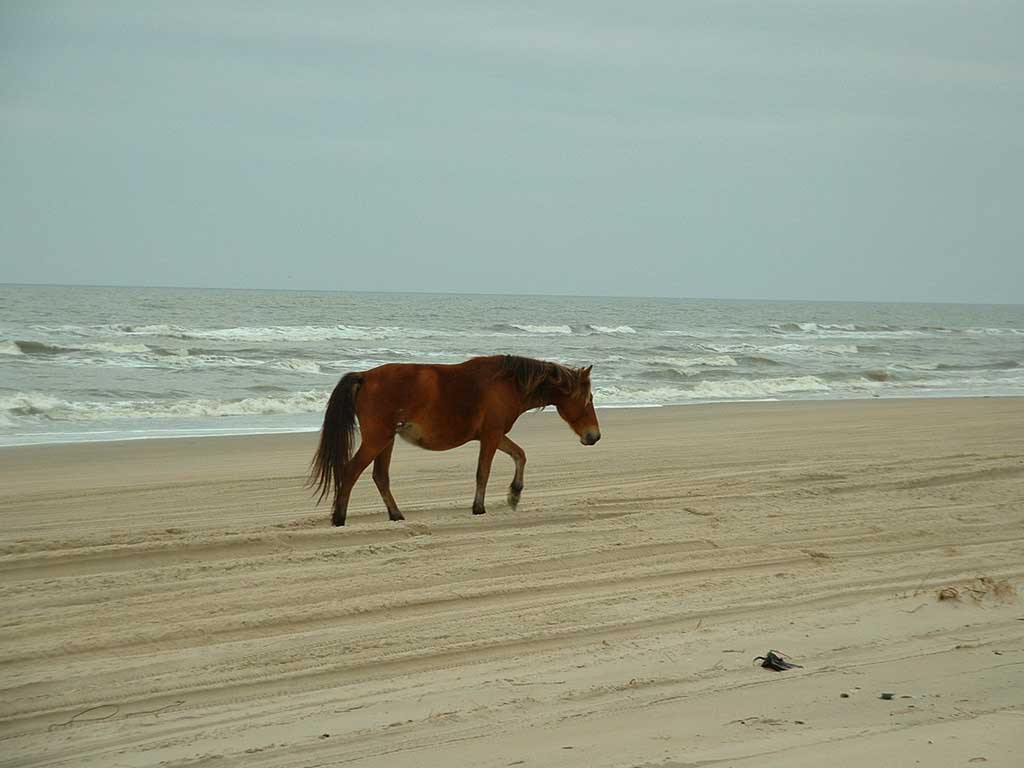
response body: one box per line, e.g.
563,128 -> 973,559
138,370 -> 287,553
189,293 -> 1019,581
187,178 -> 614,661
309,355 -> 601,526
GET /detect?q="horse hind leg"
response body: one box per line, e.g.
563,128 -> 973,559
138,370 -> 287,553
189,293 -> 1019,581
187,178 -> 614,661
332,427 -> 392,527
372,438 -> 404,522
498,436 -> 526,510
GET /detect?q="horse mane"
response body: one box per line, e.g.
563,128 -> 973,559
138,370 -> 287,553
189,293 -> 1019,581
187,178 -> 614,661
497,355 -> 586,400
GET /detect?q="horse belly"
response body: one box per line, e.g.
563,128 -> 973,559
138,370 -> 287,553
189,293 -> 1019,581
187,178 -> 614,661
395,421 -> 426,447
395,421 -> 467,451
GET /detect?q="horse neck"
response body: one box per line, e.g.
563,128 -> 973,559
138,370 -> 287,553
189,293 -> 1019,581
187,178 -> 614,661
520,383 -> 562,413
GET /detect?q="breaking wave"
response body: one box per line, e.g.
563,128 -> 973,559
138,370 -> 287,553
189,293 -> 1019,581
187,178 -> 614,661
595,375 -> 832,405
689,376 -> 831,399
703,342 -> 861,357
964,327 -> 1024,336
37,323 -> 455,343
768,323 -> 1024,339
2,339 -> 159,358
587,325 -> 637,334
658,354 -> 738,368
935,360 -> 1019,371
769,322 -> 936,337
0,390 -> 329,424
506,324 -> 573,335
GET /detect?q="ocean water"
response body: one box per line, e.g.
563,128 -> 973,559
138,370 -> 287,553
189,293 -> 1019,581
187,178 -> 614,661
1,285 -> 1021,446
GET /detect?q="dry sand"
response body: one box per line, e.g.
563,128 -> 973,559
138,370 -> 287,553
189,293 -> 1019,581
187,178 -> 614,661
1,397 -> 1023,767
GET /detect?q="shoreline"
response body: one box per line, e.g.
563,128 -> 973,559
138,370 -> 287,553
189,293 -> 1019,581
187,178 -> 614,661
3,392 -> 1022,449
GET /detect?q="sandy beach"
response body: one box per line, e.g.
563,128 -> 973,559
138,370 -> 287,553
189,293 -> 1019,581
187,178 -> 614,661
1,397 -> 1022,767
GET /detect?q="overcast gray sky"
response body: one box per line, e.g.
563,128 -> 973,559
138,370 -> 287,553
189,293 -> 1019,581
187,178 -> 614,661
2,2 -> 1021,302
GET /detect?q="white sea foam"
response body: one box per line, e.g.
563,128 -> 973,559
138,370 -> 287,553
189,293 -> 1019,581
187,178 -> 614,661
653,355 -> 738,368
702,342 -> 860,356
509,324 -> 573,335
61,352 -> 258,371
0,392 -> 68,418
184,325 -> 388,342
594,384 -> 692,406
770,322 -> 934,338
123,322 -> 598,342
964,327 -> 1024,336
103,323 -> 187,337
39,323 -> 449,343
588,325 -> 637,334
689,376 -> 831,399
773,322 -> 877,333
594,375 -> 830,406
784,343 -> 859,355
759,343 -> 860,356
80,342 -> 153,354
0,389 -> 329,423
8,343 -> 334,374
1,339 -> 156,357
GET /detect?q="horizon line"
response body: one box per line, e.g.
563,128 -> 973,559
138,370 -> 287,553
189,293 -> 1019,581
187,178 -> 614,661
0,281 -> 1021,308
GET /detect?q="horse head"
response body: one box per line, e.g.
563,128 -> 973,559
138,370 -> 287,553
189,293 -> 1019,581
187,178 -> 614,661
555,365 -> 601,446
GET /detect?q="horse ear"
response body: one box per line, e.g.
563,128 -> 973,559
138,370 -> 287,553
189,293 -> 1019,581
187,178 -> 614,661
581,365 -> 593,378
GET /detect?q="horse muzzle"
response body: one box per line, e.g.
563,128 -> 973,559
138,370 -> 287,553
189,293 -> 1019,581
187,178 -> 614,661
581,430 -> 601,446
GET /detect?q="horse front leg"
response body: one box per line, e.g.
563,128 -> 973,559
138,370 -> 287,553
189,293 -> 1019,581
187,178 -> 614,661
472,434 -> 501,516
498,435 -> 526,509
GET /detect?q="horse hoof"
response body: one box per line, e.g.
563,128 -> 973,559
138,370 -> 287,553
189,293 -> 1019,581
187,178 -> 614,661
472,506 -> 487,516
507,491 -> 520,510
388,513 -> 405,522
331,515 -> 346,527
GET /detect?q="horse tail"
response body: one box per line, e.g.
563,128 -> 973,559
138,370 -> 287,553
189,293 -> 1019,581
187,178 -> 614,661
309,372 -> 363,504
